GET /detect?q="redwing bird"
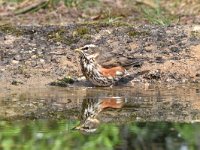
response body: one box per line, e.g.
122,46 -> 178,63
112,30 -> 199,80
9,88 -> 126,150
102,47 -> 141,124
75,44 -> 129,87
73,97 -> 125,133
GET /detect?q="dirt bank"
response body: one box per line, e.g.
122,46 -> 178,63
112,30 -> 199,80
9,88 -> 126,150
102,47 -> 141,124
0,24 -> 200,89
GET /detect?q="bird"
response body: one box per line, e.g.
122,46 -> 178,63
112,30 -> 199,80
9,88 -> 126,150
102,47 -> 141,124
73,97 -> 125,133
75,44 -> 129,87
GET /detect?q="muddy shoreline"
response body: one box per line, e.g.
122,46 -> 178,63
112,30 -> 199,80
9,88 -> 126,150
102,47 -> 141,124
1,84 -> 200,121
0,24 -> 200,90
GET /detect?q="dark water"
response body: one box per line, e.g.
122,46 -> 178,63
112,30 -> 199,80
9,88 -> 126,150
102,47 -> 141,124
1,84 -> 200,150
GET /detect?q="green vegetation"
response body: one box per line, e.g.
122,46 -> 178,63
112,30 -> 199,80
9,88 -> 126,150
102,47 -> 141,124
73,26 -> 92,40
73,27 -> 89,36
191,30 -> 200,38
11,0 -> 100,14
49,76 -> 74,87
47,26 -> 91,45
3,0 -> 181,25
48,29 -> 74,45
128,28 -> 150,37
48,29 -> 66,43
139,0 -> 174,26
0,121 -> 199,150
0,120 -> 119,150
0,24 -> 23,36
81,21 -> 132,29
5,0 -> 24,3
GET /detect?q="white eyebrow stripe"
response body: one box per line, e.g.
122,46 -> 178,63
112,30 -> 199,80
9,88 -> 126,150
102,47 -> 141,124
84,44 -> 97,48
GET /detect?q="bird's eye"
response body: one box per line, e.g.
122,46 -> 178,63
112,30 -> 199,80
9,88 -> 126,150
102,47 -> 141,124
82,47 -> 89,50
83,126 -> 90,129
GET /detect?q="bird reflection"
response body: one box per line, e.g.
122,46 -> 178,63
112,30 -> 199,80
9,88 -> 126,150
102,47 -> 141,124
73,97 -> 126,133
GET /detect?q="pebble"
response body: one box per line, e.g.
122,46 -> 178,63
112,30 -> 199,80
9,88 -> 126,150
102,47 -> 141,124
192,25 -> 200,32
78,76 -> 86,81
14,55 -> 22,61
31,55 -> 37,59
11,60 -> 19,64
40,59 -> 45,63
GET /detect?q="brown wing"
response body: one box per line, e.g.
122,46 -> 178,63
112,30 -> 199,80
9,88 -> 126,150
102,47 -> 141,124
100,66 -> 126,77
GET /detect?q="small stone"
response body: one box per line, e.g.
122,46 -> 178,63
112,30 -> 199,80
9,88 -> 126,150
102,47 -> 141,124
37,51 -> 43,55
14,55 -> 22,61
192,25 -> 200,32
171,47 -> 180,53
31,61 -> 37,67
31,55 -> 37,59
40,59 -> 45,63
11,80 -> 23,85
182,78 -> 188,83
11,60 -> 19,64
166,78 -> 175,83
78,76 -> 86,81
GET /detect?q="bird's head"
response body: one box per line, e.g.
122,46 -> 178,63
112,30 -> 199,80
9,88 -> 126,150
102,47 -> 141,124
72,117 -> 100,133
75,44 -> 97,53
75,44 -> 99,60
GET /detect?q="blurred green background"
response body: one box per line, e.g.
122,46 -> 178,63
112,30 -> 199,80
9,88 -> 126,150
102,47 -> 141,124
1,0 -> 199,25
0,120 -> 200,150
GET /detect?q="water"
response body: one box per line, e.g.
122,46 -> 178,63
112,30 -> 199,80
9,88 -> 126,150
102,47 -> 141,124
0,84 -> 200,150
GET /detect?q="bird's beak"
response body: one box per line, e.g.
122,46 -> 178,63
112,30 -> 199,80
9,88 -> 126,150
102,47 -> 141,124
71,125 -> 81,130
74,48 -> 82,53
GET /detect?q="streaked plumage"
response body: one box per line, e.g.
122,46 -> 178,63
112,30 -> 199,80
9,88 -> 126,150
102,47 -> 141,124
75,44 -> 128,87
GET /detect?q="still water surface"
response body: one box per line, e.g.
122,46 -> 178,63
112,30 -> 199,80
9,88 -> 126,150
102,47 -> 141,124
0,84 -> 200,149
